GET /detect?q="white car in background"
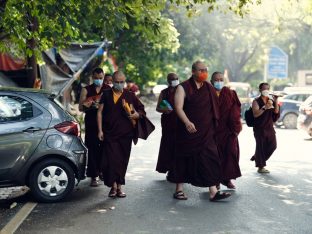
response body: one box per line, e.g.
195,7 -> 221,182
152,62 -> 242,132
152,84 -> 168,96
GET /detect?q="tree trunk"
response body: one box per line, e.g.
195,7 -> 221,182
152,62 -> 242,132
26,11 -> 38,88
26,38 -> 37,88
0,0 -> 8,39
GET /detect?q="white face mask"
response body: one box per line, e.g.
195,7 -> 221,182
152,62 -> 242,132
170,80 -> 179,87
108,83 -> 113,88
261,90 -> 270,97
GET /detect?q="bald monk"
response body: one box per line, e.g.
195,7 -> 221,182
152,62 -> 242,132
251,82 -> 280,173
167,61 -> 231,201
97,71 -> 146,198
211,71 -> 242,189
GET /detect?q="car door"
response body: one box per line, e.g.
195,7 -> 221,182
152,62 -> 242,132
0,93 -> 52,182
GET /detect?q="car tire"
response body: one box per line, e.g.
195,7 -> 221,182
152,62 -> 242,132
283,113 -> 298,129
28,158 -> 75,203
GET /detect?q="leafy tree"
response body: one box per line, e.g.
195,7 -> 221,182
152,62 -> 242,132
0,0 -> 261,88
166,0 -> 312,89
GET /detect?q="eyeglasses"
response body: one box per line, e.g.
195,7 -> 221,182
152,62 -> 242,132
114,81 -> 125,84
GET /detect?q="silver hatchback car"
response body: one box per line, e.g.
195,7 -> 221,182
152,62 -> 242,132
0,87 -> 87,202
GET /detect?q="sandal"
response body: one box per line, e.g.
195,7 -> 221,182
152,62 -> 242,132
90,178 -> 99,187
108,187 -> 117,198
257,168 -> 270,173
173,191 -> 188,200
210,191 -> 231,202
221,180 -> 236,189
226,181 -> 236,189
116,189 -> 127,198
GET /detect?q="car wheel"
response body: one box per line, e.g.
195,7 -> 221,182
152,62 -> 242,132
283,113 -> 298,129
29,158 -> 75,203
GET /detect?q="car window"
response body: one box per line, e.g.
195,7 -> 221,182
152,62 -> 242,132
0,95 -> 34,122
302,95 -> 312,107
285,94 -> 296,100
297,94 -> 307,102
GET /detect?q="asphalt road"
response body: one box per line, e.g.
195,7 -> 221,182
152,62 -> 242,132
3,104 -> 312,234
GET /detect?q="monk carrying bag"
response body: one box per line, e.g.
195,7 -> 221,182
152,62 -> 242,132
244,107 -> 254,127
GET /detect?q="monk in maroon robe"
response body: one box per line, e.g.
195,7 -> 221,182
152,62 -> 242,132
210,72 -> 242,189
167,61 -> 231,201
97,71 -> 146,198
79,68 -> 110,187
156,73 -> 179,173
104,73 -> 113,88
251,82 -> 280,173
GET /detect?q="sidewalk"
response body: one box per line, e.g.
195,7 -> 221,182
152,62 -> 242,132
0,187 -> 29,201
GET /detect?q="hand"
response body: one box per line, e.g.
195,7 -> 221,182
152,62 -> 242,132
273,95 -> 278,102
266,100 -> 274,109
185,121 -> 197,133
164,109 -> 173,114
129,111 -> 140,120
98,131 -> 104,141
83,100 -> 93,108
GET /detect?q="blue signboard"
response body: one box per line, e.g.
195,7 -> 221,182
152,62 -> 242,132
267,46 -> 288,79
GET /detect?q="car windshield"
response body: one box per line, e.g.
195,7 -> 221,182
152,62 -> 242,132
302,95 -> 312,107
234,87 -> 249,98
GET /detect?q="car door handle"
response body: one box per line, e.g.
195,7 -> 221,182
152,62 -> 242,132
23,127 -> 41,133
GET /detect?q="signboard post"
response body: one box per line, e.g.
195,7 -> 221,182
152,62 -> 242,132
265,46 -> 288,81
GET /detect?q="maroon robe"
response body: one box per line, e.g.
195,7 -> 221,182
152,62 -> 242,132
102,83 -> 112,90
156,87 -> 177,173
253,97 -> 280,168
215,87 -> 242,182
99,89 -> 145,187
167,78 -> 221,187
84,84 -> 108,178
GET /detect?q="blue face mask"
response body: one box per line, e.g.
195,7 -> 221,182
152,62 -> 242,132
214,81 -> 224,90
93,79 -> 103,87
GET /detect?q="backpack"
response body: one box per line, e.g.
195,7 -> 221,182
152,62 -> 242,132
244,107 -> 255,127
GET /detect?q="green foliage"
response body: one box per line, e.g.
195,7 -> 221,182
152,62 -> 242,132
0,0 -> 181,86
166,0 -> 312,87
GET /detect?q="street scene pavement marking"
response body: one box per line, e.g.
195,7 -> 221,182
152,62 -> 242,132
0,202 -> 37,234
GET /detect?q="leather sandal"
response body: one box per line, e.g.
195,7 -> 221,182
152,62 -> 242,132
173,191 -> 188,200
90,178 -> 99,187
108,187 -> 117,198
116,189 -> 126,198
222,180 -> 236,189
210,191 -> 231,202
226,181 -> 236,189
258,168 -> 270,173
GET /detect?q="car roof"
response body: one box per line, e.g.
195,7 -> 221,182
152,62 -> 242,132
0,87 -> 52,95
228,82 -> 251,87
283,87 -> 312,94
285,92 -> 312,97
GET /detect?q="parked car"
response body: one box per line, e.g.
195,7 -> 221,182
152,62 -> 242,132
0,87 -> 87,202
276,92 -> 312,129
228,82 -> 252,119
297,95 -> 312,137
152,84 -> 168,96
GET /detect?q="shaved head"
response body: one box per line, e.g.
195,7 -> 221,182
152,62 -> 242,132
113,71 -> 126,82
